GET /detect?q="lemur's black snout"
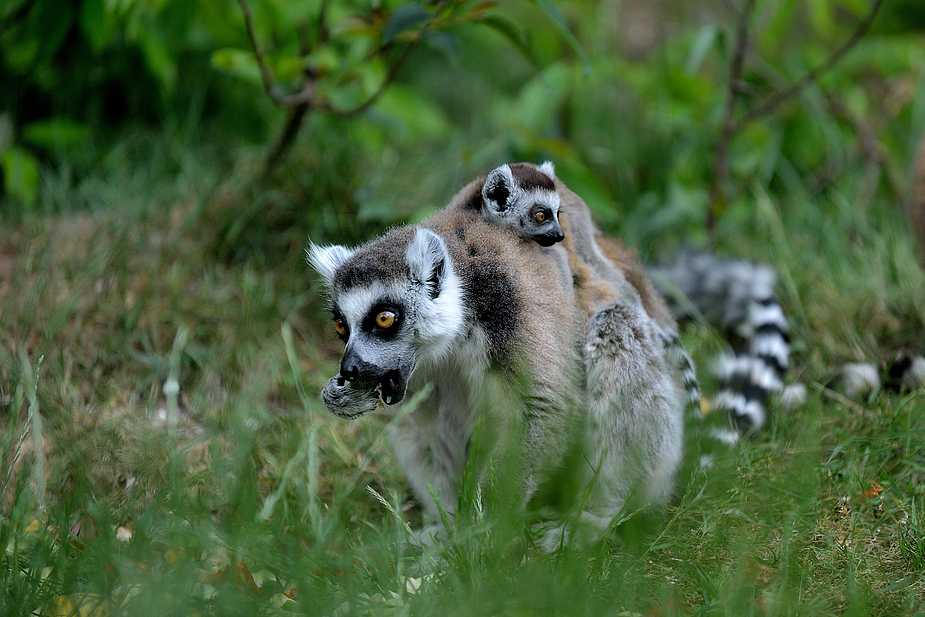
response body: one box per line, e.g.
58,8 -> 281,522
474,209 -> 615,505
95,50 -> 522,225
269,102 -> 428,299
339,349 -> 407,404
534,226 -> 565,247
339,359 -> 359,382
340,350 -> 381,385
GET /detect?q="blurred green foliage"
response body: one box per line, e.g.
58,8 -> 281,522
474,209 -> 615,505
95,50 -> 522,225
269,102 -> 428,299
1,0 -> 924,255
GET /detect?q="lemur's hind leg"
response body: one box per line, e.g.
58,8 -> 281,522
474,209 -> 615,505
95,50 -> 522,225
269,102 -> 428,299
581,302 -> 684,527
535,300 -> 684,552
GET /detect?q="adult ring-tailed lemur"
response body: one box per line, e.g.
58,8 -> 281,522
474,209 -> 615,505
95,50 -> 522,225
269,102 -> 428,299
310,165 -> 688,549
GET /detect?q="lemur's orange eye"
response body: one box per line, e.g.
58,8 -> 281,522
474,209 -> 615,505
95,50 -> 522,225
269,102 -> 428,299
334,319 -> 347,336
375,311 -> 396,329
535,210 -> 546,223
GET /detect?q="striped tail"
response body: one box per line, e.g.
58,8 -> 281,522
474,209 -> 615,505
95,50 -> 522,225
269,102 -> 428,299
649,251 -> 800,438
711,288 -> 793,432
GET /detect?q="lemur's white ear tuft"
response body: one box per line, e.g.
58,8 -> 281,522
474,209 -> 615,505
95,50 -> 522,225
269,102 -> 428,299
406,228 -> 450,300
482,164 -> 516,213
537,160 -> 556,180
307,243 -> 353,286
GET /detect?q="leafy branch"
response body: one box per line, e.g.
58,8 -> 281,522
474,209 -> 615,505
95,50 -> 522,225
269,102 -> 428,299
232,0 -> 577,177
708,0 -> 885,235
235,0 -> 422,174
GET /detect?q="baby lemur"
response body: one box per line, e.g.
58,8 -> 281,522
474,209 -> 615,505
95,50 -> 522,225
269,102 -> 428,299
471,162 -> 702,423
457,161 -> 564,247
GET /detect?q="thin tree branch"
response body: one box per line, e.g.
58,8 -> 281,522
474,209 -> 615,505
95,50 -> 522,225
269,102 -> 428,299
235,0 -> 297,106
262,42 -> 418,171
263,101 -> 310,175
736,0 -> 884,127
236,0 -> 419,172
331,42 -> 419,118
708,0 -> 757,233
708,0 -> 884,233
235,0 -> 326,107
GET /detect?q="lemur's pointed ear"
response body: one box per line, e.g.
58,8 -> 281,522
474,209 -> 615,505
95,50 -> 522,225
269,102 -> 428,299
482,164 -> 516,213
406,228 -> 450,300
307,243 -> 354,286
537,161 -> 556,180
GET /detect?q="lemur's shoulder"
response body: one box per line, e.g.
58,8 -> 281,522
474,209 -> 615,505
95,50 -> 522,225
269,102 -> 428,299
553,179 -> 675,331
594,233 -> 676,332
423,205 -> 578,362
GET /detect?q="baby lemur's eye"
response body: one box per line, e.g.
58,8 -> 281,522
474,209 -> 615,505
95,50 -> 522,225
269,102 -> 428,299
375,311 -> 396,329
334,318 -> 348,336
534,207 -> 549,223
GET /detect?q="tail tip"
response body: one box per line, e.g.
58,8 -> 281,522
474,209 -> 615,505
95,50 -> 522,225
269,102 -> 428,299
778,382 -> 807,411
842,362 -> 881,400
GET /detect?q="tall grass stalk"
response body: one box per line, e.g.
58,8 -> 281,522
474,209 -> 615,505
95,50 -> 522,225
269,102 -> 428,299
1,354 -> 45,512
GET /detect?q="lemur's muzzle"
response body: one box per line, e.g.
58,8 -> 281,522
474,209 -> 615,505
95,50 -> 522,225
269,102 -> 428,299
339,350 -> 408,406
533,224 -> 565,247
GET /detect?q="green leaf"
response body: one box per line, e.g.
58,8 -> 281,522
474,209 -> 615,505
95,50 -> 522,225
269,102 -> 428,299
497,61 -> 574,135
80,0 -> 116,53
137,29 -> 178,93
305,47 -> 340,75
423,30 -> 460,63
371,84 -> 451,144
533,0 -> 590,76
29,0 -> 77,64
477,16 -> 539,69
22,119 -> 90,151
274,55 -> 304,84
685,25 -> 717,75
211,48 -> 262,85
807,0 -> 835,36
1,146 -> 41,208
840,0 -> 870,17
281,0 -> 323,26
357,58 -> 388,99
382,3 -> 432,44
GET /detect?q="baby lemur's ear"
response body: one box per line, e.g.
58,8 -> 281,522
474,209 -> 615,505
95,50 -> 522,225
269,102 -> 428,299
537,161 -> 555,180
307,243 -> 354,286
482,164 -> 516,213
406,228 -> 450,300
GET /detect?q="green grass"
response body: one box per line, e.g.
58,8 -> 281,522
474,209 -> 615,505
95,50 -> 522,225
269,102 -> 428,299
1,132 -> 925,617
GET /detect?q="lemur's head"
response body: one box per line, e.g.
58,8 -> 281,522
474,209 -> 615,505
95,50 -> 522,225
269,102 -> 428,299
308,228 -> 463,418
481,161 -> 563,247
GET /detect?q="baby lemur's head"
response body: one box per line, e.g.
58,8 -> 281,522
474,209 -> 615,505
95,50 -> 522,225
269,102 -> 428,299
481,161 -> 563,247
